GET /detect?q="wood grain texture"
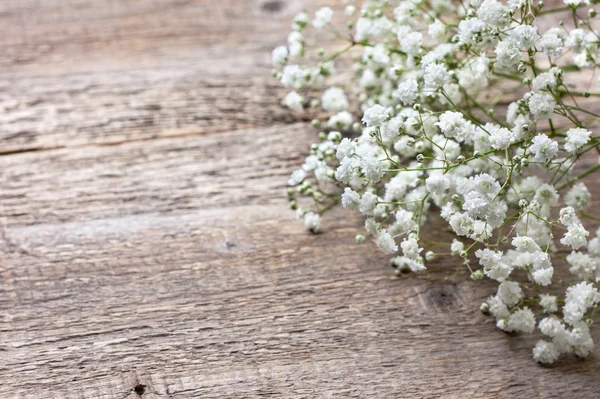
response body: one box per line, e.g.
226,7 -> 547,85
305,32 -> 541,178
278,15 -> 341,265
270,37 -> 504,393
1,1 -> 600,398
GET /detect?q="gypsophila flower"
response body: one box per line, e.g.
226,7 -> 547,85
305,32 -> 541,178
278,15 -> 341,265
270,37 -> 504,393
423,63 -> 450,91
312,7 -> 332,29
322,87 -> 349,112
533,340 -> 560,364
376,229 -> 398,254
529,134 -> 558,163
276,0 -> 600,365
528,92 -> 556,120
304,212 -> 321,232
564,128 -> 592,153
565,183 -> 591,211
283,91 -> 303,113
362,104 -> 388,127
272,46 -> 288,66
393,79 -> 419,105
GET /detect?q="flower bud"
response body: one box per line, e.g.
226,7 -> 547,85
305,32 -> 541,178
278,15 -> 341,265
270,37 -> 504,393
289,200 -> 297,210
416,153 -> 425,163
537,1 -> 544,8
426,251 -> 436,261
456,155 -> 466,164
460,250 -> 468,259
480,302 -> 490,314
413,103 -> 421,111
312,119 -> 321,128
589,9 -> 597,18
473,150 -> 482,158
287,188 -> 295,197
470,270 -> 484,280
352,122 -> 362,131
318,131 -> 327,141
521,158 -> 529,167
355,234 -> 365,244
519,199 -> 528,208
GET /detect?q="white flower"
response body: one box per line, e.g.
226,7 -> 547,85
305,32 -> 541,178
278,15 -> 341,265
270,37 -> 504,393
341,188 -> 360,209
376,229 -> 398,254
280,65 -> 303,88
423,63 -> 450,91
529,134 -> 558,163
566,29 -> 587,52
458,18 -> 486,44
322,87 -> 349,112
489,126 -> 514,150
358,191 -> 379,216
393,79 -> 419,105
400,31 -> 423,56
304,212 -> 321,232
497,281 -> 522,307
362,104 -> 388,127
563,282 -> 600,324
528,92 -> 556,120
560,223 -> 589,250
336,138 -> 356,160
532,267 -> 553,286
509,25 -> 539,49
401,237 -> 422,259
533,340 -> 560,364
272,46 -> 288,66
532,69 -> 558,91
477,0 -> 511,28
451,239 -> 464,253
566,251 -> 597,279
426,174 -> 450,197
283,91 -> 303,113
328,111 -> 353,129
312,7 -> 333,29
506,307 -> 536,333
428,19 -> 446,41
361,156 -> 384,182
435,111 -> 469,140
564,182 -> 591,211
495,41 -> 521,69
288,169 -> 306,186
558,206 -> 580,227
540,31 -> 563,57
512,235 -> 541,253
540,294 -> 558,313
564,127 -> 591,153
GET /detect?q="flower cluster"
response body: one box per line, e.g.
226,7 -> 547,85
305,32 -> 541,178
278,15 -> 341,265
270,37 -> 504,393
273,0 -> 600,364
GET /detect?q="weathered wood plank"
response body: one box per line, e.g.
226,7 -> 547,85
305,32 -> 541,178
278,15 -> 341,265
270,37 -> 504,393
0,0 -> 320,153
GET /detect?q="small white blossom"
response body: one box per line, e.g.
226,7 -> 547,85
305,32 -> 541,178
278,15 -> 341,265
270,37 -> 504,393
564,128 -> 591,153
283,91 -> 303,113
312,7 -> 333,29
362,105 -> 388,127
322,87 -> 349,112
529,134 -> 558,163
376,229 -> 398,254
304,212 -> 321,232
393,79 -> 419,105
423,63 -> 450,91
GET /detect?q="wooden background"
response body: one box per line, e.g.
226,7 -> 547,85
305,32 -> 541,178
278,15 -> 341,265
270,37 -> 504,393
1,0 -> 599,397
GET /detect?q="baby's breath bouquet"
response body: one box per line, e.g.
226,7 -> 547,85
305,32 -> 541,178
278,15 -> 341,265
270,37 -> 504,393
272,0 -> 600,364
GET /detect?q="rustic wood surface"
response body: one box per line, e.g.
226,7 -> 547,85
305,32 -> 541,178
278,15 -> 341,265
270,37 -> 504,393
1,1 -> 600,398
